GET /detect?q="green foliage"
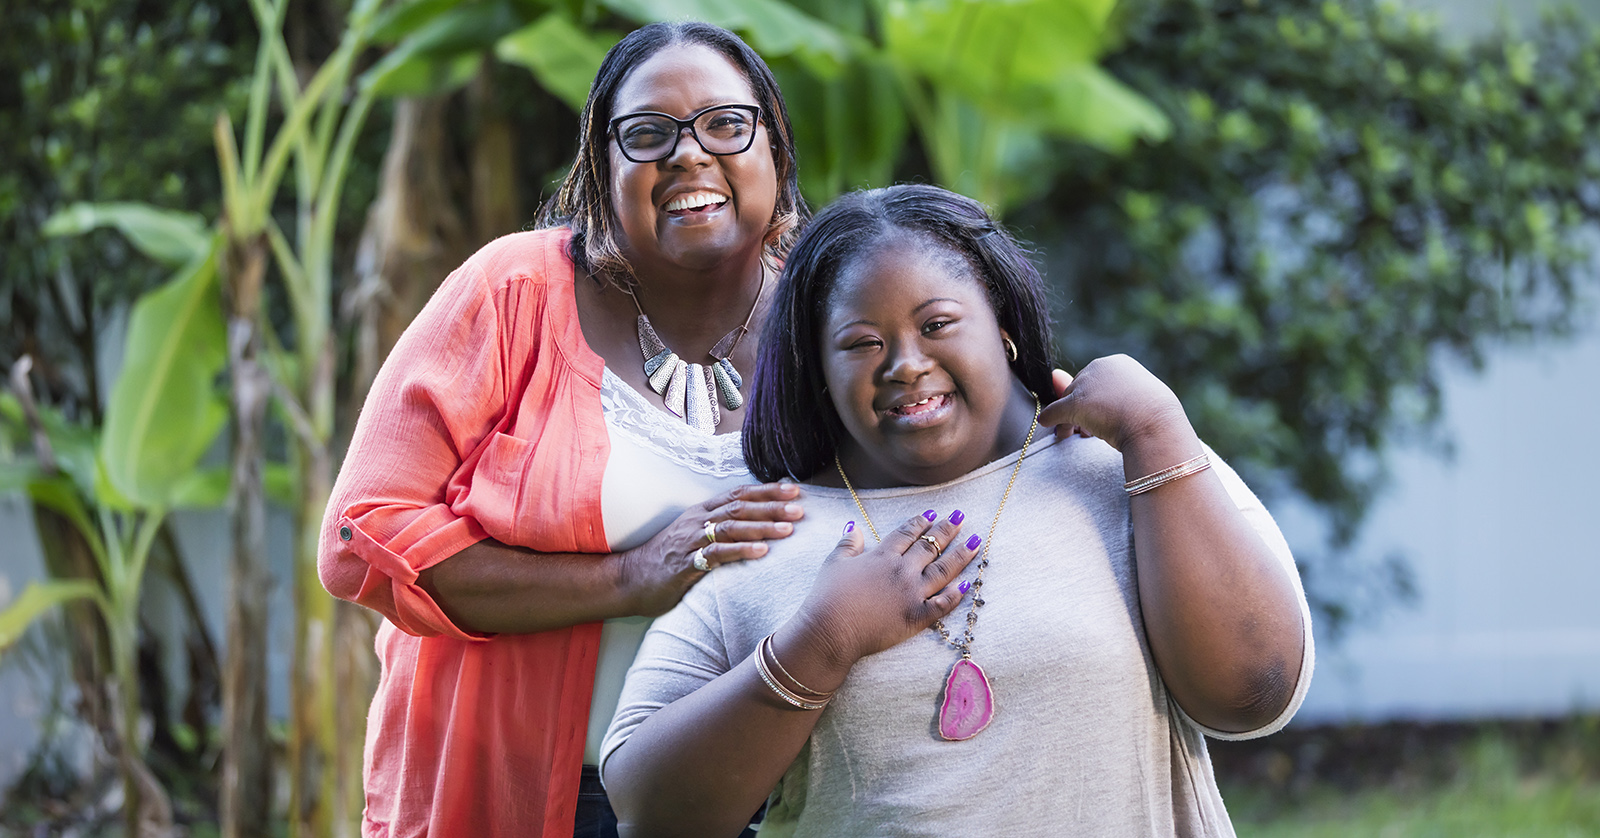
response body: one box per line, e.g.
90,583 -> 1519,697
0,581 -> 104,652
98,238 -> 227,510
494,12 -> 622,111
1019,0 -> 1600,632
0,0 -> 253,418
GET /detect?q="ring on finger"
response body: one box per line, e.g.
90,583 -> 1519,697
692,548 -> 712,573
704,520 -> 719,544
919,534 -> 941,551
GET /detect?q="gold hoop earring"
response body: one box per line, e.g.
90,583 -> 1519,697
1003,337 -> 1018,363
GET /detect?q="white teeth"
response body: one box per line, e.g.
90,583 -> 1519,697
664,191 -> 727,212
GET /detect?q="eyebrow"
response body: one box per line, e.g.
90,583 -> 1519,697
615,98 -> 755,118
833,297 -> 962,331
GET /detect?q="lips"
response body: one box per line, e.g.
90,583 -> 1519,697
884,393 -> 951,418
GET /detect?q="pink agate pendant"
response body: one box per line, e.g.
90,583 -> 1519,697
938,656 -> 995,740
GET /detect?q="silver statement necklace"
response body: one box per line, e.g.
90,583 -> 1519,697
833,397 -> 1040,741
622,266 -> 765,434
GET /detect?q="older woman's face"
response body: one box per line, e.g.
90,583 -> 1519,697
608,44 -> 779,276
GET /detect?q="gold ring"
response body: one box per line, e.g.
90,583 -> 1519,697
704,520 -> 718,544
919,534 -> 940,550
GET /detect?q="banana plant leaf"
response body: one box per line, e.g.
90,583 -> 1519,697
602,0 -> 851,76
362,1 -> 519,95
99,235 -> 229,511
884,0 -> 1169,152
42,202 -> 211,268
0,580 -> 106,652
496,12 -> 621,111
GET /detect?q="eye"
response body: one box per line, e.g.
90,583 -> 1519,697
922,318 -> 955,335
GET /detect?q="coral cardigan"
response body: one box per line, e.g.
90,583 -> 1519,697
319,229 -> 610,838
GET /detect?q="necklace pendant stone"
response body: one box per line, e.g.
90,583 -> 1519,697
663,361 -> 688,417
684,364 -> 716,433
711,359 -> 743,410
938,657 -> 995,741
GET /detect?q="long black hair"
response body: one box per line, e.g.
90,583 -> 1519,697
536,21 -> 807,287
742,184 -> 1056,482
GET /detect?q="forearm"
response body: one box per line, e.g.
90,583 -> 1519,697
608,628 -> 852,838
416,539 -> 633,634
1122,417 -> 1305,732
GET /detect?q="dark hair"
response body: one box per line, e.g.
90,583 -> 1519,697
742,184 -> 1056,482
536,21 -> 807,286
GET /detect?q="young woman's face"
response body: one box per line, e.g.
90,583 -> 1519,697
608,44 -> 779,275
822,238 -> 1019,488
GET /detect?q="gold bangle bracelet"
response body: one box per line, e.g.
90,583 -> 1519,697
1124,453 -> 1212,496
753,634 -> 832,711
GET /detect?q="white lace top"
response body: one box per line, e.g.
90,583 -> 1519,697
586,367 -> 754,763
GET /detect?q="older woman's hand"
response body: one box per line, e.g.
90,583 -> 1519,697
618,482 -> 806,618
1039,354 -> 1192,452
775,511 -> 976,680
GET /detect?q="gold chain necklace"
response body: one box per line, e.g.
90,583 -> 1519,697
833,396 -> 1040,740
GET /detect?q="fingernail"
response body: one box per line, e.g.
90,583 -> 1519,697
959,580 -> 972,594
949,509 -> 965,525
776,522 -> 793,535
923,509 -> 937,522
966,534 -> 982,551
785,503 -> 802,515
845,521 -> 855,534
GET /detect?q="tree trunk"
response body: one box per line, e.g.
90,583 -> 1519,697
348,94 -> 471,407
221,232 -> 274,838
468,65 -> 522,244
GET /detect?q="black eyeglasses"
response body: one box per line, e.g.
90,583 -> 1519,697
608,104 -> 763,163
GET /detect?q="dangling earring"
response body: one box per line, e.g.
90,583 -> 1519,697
1002,336 -> 1018,363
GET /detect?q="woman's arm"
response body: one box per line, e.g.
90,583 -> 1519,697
605,512 -> 978,838
1040,356 -> 1306,733
319,242 -> 803,639
416,483 -> 803,634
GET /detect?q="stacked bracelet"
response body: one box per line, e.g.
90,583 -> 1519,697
753,633 -> 834,711
1124,453 -> 1212,496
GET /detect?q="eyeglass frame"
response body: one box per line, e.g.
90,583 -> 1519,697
607,103 -> 764,164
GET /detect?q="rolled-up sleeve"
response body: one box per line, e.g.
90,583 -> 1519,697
318,259 -> 508,641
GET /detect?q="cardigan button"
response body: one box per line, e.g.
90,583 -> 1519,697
339,525 -> 352,541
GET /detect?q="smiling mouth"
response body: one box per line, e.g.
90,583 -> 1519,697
886,394 -> 950,417
664,191 -> 728,217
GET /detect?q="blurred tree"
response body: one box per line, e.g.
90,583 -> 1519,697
1021,0 -> 1600,634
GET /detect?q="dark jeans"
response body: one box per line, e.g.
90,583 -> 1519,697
573,765 -> 763,838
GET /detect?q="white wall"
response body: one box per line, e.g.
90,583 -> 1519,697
1291,322 -> 1600,721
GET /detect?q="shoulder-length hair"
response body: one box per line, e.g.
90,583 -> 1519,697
536,21 -> 807,287
742,184 -> 1056,483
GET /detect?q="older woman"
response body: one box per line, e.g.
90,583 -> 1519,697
319,22 -> 807,838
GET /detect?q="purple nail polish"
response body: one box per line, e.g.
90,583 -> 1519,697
959,580 -> 972,594
845,521 -> 855,534
966,534 -> 982,551
923,509 -> 937,522
949,509 -> 965,525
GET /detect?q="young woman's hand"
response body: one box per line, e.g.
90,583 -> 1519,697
778,511 -> 979,680
618,482 -> 805,617
1040,354 -> 1192,452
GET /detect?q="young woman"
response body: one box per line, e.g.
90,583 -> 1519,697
599,185 -> 1314,837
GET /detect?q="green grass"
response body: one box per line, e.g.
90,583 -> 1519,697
1222,729 -> 1600,837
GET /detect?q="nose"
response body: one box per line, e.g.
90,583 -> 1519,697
884,338 -> 935,384
663,125 -> 713,168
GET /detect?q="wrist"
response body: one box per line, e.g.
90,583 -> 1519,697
771,617 -> 856,695
1117,401 -> 1197,455
607,549 -> 646,618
